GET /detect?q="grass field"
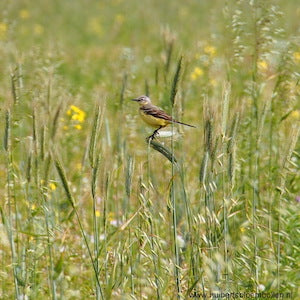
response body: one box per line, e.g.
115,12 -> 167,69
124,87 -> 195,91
1,0 -> 300,299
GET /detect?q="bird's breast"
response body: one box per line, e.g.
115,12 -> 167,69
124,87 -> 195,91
139,109 -> 169,128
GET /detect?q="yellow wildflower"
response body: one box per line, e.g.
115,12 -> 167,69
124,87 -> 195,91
65,105 -> 86,131
290,110 -> 300,121
70,105 -> 81,113
34,24 -> 44,35
190,67 -> 204,81
0,22 -> 7,40
71,114 -> 80,121
49,182 -> 57,191
293,52 -> 300,63
19,9 -> 30,19
204,45 -> 216,57
240,227 -> 246,233
95,210 -> 101,217
76,113 -> 85,122
71,113 -> 85,122
67,105 -> 86,123
258,60 -> 268,71
31,204 -> 36,211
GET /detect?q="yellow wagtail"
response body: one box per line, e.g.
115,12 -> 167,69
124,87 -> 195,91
132,95 -> 196,140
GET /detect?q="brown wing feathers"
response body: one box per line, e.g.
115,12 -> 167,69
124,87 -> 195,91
140,105 -> 196,128
140,105 -> 172,121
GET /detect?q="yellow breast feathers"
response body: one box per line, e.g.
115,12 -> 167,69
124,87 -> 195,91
139,109 -> 170,128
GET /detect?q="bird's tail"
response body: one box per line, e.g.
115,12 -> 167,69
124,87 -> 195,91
172,120 -> 196,128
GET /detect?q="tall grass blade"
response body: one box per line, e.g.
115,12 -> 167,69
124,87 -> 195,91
4,110 -> 10,151
89,104 -> 101,168
170,56 -> 183,106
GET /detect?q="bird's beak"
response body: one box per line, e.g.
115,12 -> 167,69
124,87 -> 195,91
131,98 -> 139,102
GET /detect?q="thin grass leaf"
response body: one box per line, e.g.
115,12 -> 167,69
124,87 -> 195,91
89,104 -> 101,168
40,125 -> 45,160
279,109 -> 293,122
54,157 -> 75,208
4,110 -> 10,151
170,56 -> 183,106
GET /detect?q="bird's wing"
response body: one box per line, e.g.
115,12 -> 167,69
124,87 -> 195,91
140,105 -> 173,121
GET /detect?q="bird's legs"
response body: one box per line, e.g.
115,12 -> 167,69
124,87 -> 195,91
147,126 -> 162,141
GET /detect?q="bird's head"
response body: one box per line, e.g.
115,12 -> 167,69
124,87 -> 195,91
131,95 -> 151,105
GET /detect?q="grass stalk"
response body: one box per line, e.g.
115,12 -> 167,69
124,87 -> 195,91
54,155 -> 104,299
4,109 -> 20,298
146,140 -> 161,299
170,55 -> 183,298
92,154 -> 101,300
170,56 -> 183,106
221,83 -> 231,288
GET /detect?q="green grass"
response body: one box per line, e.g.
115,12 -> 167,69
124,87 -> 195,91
1,0 -> 300,299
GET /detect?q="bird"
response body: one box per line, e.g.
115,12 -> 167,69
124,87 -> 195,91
132,95 -> 196,140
